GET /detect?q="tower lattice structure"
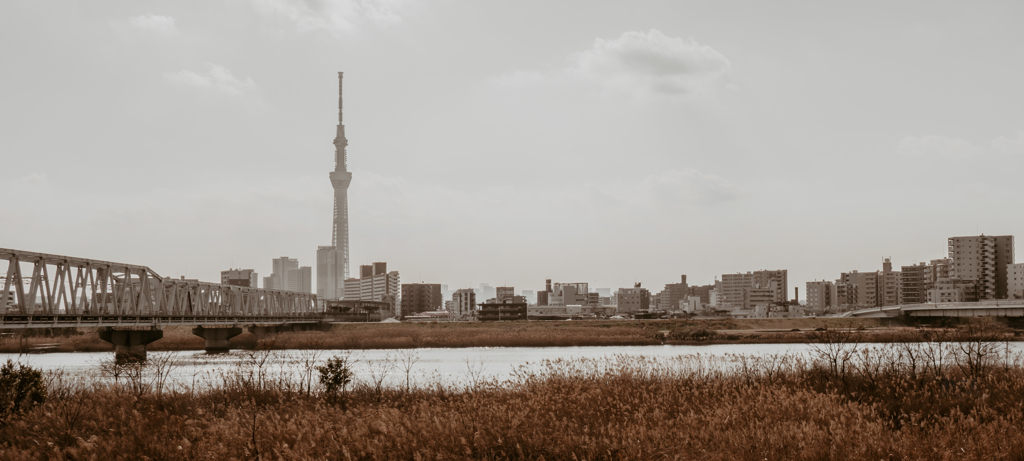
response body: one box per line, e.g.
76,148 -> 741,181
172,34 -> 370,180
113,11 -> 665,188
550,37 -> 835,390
318,72 -> 352,301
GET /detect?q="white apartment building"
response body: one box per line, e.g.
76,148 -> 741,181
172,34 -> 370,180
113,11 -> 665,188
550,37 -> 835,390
948,235 -> 1014,299
1009,263 -> 1024,299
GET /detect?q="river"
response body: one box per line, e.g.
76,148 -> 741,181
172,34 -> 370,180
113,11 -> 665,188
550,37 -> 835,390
4,342 -> 1024,390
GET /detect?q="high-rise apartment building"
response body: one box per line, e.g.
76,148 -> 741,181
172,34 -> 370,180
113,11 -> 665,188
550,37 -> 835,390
450,288 -> 477,321
401,283 -> 443,315
880,258 -> 901,306
805,280 -> 836,310
720,273 -> 753,309
899,258 -> 953,305
317,72 -> 353,302
838,271 -> 878,308
221,269 -> 258,288
751,270 -> 788,304
948,235 -> 1014,299
720,270 -> 787,310
900,263 -> 927,305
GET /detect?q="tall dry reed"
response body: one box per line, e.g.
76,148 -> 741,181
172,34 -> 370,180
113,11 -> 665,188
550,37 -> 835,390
3,329 -> 1024,459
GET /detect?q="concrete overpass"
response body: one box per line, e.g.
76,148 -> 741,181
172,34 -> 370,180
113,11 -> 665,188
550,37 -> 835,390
841,301 -> 1024,319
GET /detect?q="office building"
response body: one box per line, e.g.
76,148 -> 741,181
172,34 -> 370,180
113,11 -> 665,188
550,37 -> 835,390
221,269 -> 258,288
264,257 -> 309,292
616,283 -> 651,313
656,275 -> 688,312
948,235 -> 1015,299
286,266 -> 312,294
343,262 -> 400,317
521,289 -> 536,305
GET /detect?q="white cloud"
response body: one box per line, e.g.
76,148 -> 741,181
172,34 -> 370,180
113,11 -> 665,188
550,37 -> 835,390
992,132 -> 1024,155
570,29 -> 732,97
14,173 -> 48,186
351,168 -> 742,229
897,132 -> 1024,158
165,64 -> 257,95
129,14 -> 178,35
251,0 -> 408,34
637,169 -> 743,206
491,29 -> 732,100
896,135 -> 985,158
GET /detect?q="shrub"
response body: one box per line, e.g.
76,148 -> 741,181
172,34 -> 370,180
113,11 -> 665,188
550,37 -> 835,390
0,359 -> 46,421
317,355 -> 354,397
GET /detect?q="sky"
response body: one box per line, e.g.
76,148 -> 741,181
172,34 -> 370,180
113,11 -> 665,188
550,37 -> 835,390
2,1 -> 1024,299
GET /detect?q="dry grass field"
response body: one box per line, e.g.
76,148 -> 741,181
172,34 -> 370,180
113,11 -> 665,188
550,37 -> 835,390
0,317 -> 908,353
1,323 -> 1023,460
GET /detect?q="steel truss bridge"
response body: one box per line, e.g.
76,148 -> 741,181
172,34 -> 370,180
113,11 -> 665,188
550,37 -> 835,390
1,248 -> 323,358
841,301 -> 1024,319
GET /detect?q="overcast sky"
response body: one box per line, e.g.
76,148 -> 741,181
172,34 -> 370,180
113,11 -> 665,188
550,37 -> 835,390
3,1 -> 1024,298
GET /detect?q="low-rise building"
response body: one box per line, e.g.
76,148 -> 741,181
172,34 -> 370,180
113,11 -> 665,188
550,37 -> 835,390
927,278 -> 979,303
615,284 -> 650,314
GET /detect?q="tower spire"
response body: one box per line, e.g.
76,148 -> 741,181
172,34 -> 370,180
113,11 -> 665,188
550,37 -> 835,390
334,72 -> 348,173
320,72 -> 353,301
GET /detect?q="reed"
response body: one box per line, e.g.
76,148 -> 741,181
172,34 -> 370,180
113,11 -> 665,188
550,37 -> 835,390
2,330 -> 1024,459
0,317 -> 1008,353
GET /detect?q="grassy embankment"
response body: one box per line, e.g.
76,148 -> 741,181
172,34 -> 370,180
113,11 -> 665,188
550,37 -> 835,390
2,323 -> 1024,459
0,317 -> 984,353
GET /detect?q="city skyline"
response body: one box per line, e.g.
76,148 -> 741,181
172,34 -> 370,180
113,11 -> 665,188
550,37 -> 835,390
2,2 -> 1023,296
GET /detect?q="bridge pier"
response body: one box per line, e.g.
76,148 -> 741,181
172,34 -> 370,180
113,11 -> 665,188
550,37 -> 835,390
192,326 -> 243,353
248,324 -> 287,340
98,327 -> 164,362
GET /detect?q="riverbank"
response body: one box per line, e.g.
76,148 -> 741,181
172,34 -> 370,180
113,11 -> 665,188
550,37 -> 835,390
0,317 -> 1010,353
3,344 -> 1024,459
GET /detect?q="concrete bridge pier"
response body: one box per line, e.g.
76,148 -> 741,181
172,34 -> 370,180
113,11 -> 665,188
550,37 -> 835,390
98,327 -> 164,362
247,324 -> 291,340
193,326 -> 243,353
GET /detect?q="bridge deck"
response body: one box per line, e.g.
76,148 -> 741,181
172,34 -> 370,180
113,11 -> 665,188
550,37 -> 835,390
0,314 -> 324,329
843,301 -> 1024,318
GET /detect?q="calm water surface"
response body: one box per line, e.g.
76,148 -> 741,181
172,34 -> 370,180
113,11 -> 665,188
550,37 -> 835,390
5,342 -> 1023,389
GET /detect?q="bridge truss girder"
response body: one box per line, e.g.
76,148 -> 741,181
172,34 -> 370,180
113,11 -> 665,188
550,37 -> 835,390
1,248 -> 318,319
